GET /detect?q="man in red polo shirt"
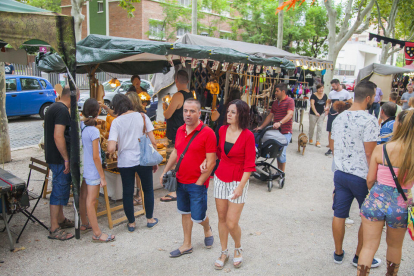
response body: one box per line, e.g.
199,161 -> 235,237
255,83 -> 294,172
160,98 -> 217,258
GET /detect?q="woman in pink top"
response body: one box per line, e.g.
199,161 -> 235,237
358,110 -> 414,276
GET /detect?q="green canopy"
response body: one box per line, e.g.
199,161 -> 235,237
36,34 -> 295,74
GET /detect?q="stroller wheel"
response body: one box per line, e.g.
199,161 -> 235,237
267,181 -> 273,192
278,178 -> 285,189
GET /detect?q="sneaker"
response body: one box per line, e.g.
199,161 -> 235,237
345,218 -> 354,224
352,255 -> 381,268
309,139 -> 314,145
315,141 -> 321,148
333,250 -> 345,264
325,149 -> 332,156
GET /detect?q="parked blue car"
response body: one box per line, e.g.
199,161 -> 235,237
5,75 -> 56,119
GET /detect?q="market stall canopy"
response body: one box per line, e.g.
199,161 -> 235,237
0,0 -> 76,71
176,34 -> 333,69
356,63 -> 414,83
36,34 -> 295,74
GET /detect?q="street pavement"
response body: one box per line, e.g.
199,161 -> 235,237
8,115 -> 43,150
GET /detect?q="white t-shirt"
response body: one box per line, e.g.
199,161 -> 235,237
108,112 -> 154,168
331,110 -> 380,180
328,89 -> 352,114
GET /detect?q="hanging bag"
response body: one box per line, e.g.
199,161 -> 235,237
138,113 -> 163,167
383,144 -> 414,241
162,125 -> 206,192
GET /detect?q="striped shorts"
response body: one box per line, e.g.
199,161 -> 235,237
213,175 -> 249,204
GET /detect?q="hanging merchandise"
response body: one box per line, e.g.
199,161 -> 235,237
298,84 -> 303,95
201,59 -> 208,68
212,60 -> 220,70
166,55 -> 174,67
239,64 -> 244,74
256,65 -> 262,74
180,56 -> 186,67
405,42 -> 414,66
222,62 -> 229,71
191,58 -> 198,68
247,64 -> 254,73
232,63 -> 239,72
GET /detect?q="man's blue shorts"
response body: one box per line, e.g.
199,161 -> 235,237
332,170 -> 368,219
176,182 -> 208,223
277,133 -> 292,164
49,163 -> 72,206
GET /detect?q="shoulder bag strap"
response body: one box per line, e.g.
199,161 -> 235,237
141,113 -> 147,136
174,124 -> 206,173
383,144 -> 408,201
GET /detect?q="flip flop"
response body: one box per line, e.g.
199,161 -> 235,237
169,248 -> 193,258
133,196 -> 142,206
160,194 -> 177,202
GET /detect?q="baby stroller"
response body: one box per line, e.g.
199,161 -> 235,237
252,126 -> 288,192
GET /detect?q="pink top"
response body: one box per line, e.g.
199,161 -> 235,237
377,149 -> 414,189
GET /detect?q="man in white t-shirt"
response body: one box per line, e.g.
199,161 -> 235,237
331,81 -> 381,268
324,79 -> 352,156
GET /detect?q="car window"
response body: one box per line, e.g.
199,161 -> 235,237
103,82 -> 117,93
20,78 -> 41,91
39,79 -> 47,89
141,81 -> 150,91
120,81 -> 131,92
6,78 -> 17,92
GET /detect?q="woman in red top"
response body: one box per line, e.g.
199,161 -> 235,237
210,99 -> 256,270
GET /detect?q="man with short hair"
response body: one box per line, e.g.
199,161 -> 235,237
378,102 -> 397,144
378,92 -> 402,125
4,62 -> 14,74
368,83 -> 383,118
254,83 -> 294,172
325,79 -> 352,156
161,98 -> 216,258
44,87 -> 80,240
400,83 -> 414,110
160,70 -> 194,202
331,81 -> 381,268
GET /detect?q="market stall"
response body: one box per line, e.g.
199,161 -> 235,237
356,63 -> 414,102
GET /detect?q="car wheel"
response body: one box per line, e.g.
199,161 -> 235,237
39,103 -> 52,119
100,101 -> 110,115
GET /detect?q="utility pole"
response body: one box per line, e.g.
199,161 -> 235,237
192,0 -> 197,34
277,0 -> 284,49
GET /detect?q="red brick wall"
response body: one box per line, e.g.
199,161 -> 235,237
108,2 -> 142,39
61,2 -> 87,40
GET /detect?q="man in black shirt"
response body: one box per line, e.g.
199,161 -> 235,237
44,87 -> 79,240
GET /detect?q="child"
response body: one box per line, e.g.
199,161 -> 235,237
79,98 -> 115,243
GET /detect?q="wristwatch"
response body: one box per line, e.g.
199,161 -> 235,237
279,121 -> 283,125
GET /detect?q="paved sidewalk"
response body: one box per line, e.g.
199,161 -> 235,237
8,116 -> 43,150
0,114 -> 413,276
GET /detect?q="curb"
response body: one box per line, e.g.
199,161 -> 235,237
11,145 -> 39,152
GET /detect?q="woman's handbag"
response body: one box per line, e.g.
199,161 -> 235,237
138,113 -> 163,167
383,144 -> 414,241
162,125 -> 205,192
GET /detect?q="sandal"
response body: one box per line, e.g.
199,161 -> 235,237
80,223 -> 92,234
58,218 -> 75,229
233,247 -> 243,268
133,196 -> 142,206
48,227 -> 74,241
160,194 -> 177,202
92,233 -> 115,243
214,249 -> 229,270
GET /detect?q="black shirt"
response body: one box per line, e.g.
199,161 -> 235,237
44,102 -> 71,164
166,90 -> 194,143
224,141 -> 234,156
310,93 -> 327,115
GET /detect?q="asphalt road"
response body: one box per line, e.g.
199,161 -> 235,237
7,115 -> 44,150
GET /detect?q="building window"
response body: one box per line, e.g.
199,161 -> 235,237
97,1 -> 103,13
221,11 -> 230,17
149,22 -> 164,40
220,31 -> 231,40
178,0 -> 190,7
177,28 -> 189,38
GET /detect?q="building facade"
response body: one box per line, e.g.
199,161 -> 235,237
60,0 -> 234,42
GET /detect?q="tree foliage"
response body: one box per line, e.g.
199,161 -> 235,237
17,0 -> 61,13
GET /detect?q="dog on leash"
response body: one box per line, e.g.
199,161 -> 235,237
297,124 -> 308,155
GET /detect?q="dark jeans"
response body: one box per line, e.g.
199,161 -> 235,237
119,165 -> 154,223
368,102 -> 380,118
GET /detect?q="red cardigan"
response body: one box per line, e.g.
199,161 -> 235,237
215,125 -> 256,182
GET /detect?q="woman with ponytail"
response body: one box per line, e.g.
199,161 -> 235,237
79,98 -> 115,242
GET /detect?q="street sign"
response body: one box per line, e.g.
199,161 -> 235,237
39,46 -> 47,53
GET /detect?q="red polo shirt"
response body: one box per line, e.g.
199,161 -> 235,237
271,96 -> 295,134
175,121 -> 217,187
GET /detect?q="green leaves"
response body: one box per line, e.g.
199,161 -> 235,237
118,0 -> 141,18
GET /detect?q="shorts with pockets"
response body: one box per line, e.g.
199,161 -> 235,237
49,163 -> 72,206
213,175 -> 249,204
176,182 -> 208,223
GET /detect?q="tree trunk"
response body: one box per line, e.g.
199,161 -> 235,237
380,44 -> 391,64
71,0 -> 86,42
0,63 -> 12,164
277,0 -> 284,49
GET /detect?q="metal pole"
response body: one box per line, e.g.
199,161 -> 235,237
277,0 -> 284,49
192,0 -> 197,34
